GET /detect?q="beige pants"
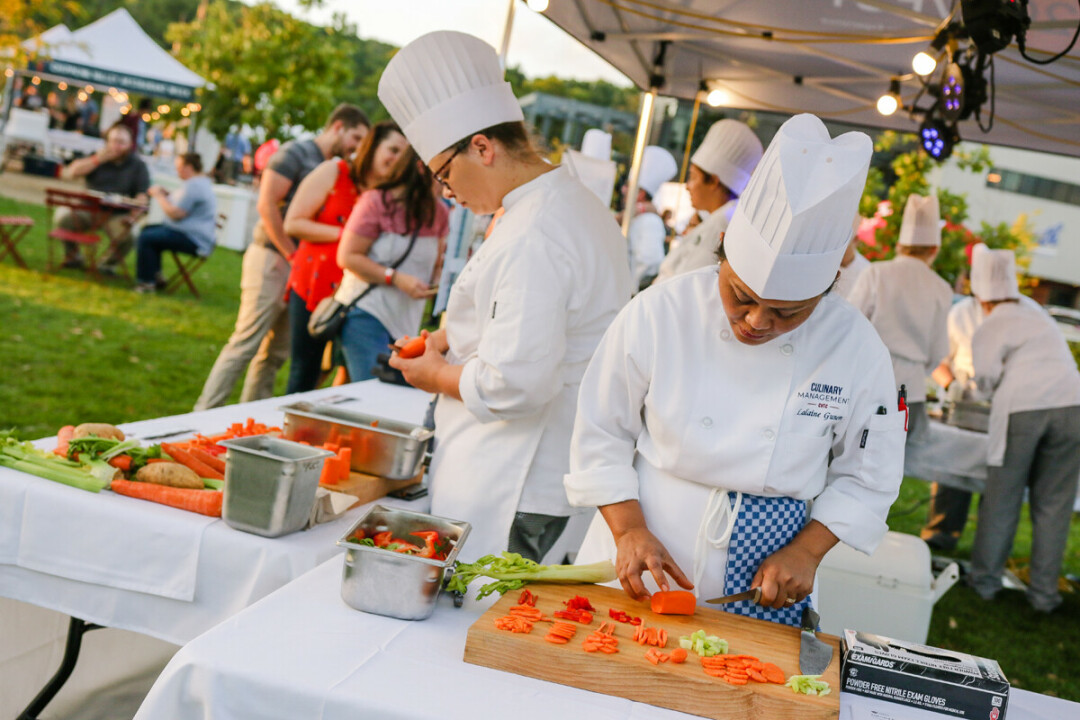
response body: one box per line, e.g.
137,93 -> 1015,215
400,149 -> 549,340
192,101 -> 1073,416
54,207 -> 134,263
193,243 -> 290,410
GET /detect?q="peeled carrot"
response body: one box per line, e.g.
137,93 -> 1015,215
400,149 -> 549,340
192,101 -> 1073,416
650,590 -> 696,615
110,478 -> 223,517
398,335 -> 427,359
161,443 -> 224,480
55,425 -> 75,457
188,447 -> 226,474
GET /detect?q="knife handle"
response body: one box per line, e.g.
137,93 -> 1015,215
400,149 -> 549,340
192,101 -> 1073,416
801,606 -> 819,632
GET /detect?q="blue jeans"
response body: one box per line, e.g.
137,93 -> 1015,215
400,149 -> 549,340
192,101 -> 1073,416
340,308 -> 392,383
135,224 -> 199,283
285,290 -> 329,395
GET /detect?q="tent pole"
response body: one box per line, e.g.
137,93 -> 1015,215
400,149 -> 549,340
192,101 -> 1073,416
498,0 -> 516,71
189,109 -> 199,151
678,91 -> 702,184
620,88 -> 657,238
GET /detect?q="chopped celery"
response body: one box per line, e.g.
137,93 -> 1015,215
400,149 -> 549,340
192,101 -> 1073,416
679,629 -> 728,656
785,675 -> 832,696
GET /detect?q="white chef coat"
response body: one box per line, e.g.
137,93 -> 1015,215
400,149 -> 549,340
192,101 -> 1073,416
833,252 -> 870,300
971,301 -> 1080,466
432,165 -> 633,561
654,200 -> 736,284
627,212 -> 667,290
848,255 -> 951,402
564,267 -> 906,602
948,295 -> 1044,384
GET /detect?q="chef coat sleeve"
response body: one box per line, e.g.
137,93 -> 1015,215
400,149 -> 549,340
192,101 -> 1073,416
810,347 -> 904,555
628,214 -> 666,288
927,294 -> 951,375
564,300 -> 653,507
457,234 -> 572,422
845,264 -> 876,319
969,320 -> 1006,401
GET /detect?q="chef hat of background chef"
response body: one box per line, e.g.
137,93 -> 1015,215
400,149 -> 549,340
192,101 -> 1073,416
637,146 -> 678,198
898,193 -> 942,247
581,129 -> 612,161
970,243 -> 1020,301
690,119 -> 763,197
377,31 -> 524,164
724,113 -> 872,301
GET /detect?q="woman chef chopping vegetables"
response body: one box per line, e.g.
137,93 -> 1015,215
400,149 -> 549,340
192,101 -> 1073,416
377,31 -> 632,562
565,114 -> 907,627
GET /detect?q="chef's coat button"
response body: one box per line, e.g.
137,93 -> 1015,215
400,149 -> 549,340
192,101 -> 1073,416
781,343 -> 794,356
764,429 -> 775,440
721,329 -> 732,341
701,417 -> 713,428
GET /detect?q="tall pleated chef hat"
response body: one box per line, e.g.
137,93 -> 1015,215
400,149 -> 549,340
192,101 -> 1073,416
970,243 -> 1020,301
377,31 -> 524,164
898,193 -> 942,247
724,113 -> 872,301
581,129 -> 612,161
690,119 -> 763,197
637,146 -> 678,197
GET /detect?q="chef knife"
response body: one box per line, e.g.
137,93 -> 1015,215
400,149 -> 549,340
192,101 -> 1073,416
799,606 -> 833,676
705,587 -> 761,605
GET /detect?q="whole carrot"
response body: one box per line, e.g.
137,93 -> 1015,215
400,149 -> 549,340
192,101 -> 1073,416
188,447 -> 226,474
162,442 -> 224,480
111,478 -> 223,517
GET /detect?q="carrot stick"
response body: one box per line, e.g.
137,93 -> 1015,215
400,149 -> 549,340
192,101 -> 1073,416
110,479 -> 223,517
189,447 -> 226,474
161,442 -> 224,480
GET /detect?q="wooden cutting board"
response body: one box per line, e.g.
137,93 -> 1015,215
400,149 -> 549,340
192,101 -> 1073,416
319,469 -> 422,509
464,583 -> 841,720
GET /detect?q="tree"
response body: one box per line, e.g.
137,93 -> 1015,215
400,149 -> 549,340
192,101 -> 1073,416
858,132 -> 1035,289
4,0 -> 73,65
165,1 -> 354,139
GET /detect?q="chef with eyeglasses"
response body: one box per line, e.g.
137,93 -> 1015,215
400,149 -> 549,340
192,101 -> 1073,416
565,114 -> 907,627
378,31 -> 632,564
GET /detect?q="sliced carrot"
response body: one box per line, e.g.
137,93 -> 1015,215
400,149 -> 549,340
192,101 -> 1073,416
747,669 -> 768,683
544,634 -> 569,644
761,662 -> 786,684
110,478 -> 222,517
650,590 -> 696,615
670,648 -> 688,663
725,676 -> 749,685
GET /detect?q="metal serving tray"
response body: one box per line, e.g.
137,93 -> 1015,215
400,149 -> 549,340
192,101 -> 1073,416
220,435 -> 334,538
337,505 -> 470,620
944,400 -> 990,433
280,402 -> 433,481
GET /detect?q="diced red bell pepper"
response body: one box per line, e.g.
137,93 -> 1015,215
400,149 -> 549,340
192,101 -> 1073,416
564,595 -> 596,612
518,589 -> 538,606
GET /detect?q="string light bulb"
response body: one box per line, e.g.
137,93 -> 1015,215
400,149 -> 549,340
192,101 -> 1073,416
706,88 -> 728,107
526,0 -> 549,11
912,51 -> 937,76
876,79 -> 902,116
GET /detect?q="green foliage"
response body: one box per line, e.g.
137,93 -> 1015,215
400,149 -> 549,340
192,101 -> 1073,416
859,132 -> 1032,287
5,0 -> 78,65
506,64 -> 638,113
165,1 -> 354,139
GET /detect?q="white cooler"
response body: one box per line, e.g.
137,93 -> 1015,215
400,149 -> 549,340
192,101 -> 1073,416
815,531 -> 959,644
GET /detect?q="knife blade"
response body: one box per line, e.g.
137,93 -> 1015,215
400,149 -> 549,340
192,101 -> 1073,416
705,587 -> 761,605
799,606 -> 833,676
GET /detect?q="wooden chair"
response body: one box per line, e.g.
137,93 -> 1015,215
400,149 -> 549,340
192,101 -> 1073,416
0,215 -> 34,268
161,212 -> 227,298
44,188 -> 105,275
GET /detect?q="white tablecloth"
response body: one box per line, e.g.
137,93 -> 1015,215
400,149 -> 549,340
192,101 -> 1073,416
904,418 -> 989,493
0,380 -> 434,645
134,555 -> 1079,720
147,173 -> 257,252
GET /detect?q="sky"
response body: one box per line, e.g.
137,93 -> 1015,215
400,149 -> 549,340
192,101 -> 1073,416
275,0 -> 632,85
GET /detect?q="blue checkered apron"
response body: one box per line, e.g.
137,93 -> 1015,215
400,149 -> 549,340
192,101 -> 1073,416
720,492 -> 811,628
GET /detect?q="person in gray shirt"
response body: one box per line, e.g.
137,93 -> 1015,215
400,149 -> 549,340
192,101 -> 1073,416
133,153 -> 218,291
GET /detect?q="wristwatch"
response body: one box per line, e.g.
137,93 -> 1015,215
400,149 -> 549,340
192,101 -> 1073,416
384,267 -> 395,285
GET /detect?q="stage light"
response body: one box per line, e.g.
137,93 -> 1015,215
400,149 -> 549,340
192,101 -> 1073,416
706,89 -> 728,107
961,0 -> 1029,55
526,0 -> 549,11
919,115 -> 958,161
912,52 -> 937,76
939,62 -> 964,123
876,79 -> 901,116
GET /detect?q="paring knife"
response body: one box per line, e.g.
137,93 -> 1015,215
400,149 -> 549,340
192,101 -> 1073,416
705,587 -> 762,605
799,606 -> 833,676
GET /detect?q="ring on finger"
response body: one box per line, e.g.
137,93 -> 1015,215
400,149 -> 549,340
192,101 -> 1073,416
784,597 -> 797,606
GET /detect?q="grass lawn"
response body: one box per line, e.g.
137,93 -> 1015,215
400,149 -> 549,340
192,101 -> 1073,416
2,193 -> 1078,701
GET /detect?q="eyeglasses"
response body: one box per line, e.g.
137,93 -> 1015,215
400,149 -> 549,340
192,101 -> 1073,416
432,139 -> 469,188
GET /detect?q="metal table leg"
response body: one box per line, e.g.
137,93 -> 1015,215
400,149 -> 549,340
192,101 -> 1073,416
16,617 -> 102,720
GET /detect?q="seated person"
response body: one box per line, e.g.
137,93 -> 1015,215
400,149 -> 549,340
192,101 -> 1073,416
56,123 -> 150,270
133,153 -> 218,293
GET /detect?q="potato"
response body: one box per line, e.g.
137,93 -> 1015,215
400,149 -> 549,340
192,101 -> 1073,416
73,423 -> 126,441
135,462 -> 203,489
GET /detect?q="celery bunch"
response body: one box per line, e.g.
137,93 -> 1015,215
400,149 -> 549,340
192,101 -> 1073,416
0,431 -> 111,493
446,552 -> 616,599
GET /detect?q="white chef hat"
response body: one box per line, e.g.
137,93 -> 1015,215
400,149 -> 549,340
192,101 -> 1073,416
970,243 -> 1020,301
898,193 -> 942,247
724,114 -> 872,301
377,31 -> 524,164
581,129 -> 612,160
637,146 -> 678,198
690,119 -> 763,197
